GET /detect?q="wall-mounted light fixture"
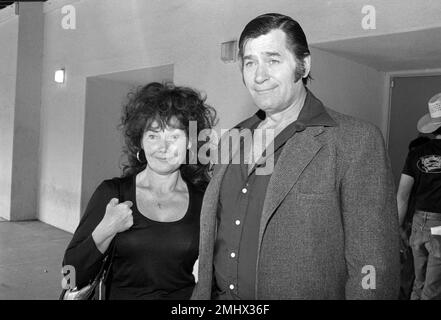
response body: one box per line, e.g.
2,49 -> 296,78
54,68 -> 65,83
221,40 -> 238,63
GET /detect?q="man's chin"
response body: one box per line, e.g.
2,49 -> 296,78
255,104 -> 275,114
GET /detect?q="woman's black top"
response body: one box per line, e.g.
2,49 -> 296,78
62,175 -> 203,300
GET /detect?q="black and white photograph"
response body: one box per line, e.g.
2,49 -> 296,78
1,0 -> 441,308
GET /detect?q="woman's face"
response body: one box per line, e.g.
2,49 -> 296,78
141,118 -> 188,175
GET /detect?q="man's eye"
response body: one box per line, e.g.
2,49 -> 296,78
244,61 -> 254,67
147,134 -> 158,139
269,59 -> 280,64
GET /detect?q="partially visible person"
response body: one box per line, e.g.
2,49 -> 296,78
62,82 -> 217,299
398,135 -> 431,300
401,135 -> 431,240
397,92 -> 441,300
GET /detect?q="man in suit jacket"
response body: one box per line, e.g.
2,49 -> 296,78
192,13 -> 400,299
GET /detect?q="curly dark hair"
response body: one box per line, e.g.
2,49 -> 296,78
119,82 -> 218,191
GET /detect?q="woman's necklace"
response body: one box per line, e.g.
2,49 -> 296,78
154,192 -> 174,209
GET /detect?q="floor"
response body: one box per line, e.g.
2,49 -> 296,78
0,220 -> 72,300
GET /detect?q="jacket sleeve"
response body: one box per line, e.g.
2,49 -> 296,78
340,125 -> 400,299
62,179 -> 118,288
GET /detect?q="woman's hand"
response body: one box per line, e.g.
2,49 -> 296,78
92,198 -> 133,253
101,198 -> 134,234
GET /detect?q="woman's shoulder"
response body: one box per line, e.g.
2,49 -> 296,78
96,175 -> 134,195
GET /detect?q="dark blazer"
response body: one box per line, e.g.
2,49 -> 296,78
192,92 -> 400,299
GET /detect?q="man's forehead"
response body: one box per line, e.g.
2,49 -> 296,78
243,29 -> 289,56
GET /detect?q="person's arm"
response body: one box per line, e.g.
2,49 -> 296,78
396,174 -> 414,227
340,124 -> 400,299
62,180 -> 121,288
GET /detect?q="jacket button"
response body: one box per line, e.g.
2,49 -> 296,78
229,284 -> 235,290
241,188 -> 247,194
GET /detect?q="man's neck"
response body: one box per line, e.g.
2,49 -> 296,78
265,86 -> 307,125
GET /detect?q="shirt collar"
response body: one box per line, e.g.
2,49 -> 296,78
240,89 -> 337,131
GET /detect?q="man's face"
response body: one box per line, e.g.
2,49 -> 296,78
242,29 -> 305,115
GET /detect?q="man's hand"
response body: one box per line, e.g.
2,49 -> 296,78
400,227 -> 409,248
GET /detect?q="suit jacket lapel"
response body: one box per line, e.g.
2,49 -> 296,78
258,126 -> 325,248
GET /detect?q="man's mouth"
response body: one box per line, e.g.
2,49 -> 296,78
255,87 -> 277,94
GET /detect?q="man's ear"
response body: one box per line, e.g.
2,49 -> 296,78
302,55 -> 311,78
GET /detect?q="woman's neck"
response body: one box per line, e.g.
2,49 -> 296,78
137,166 -> 185,194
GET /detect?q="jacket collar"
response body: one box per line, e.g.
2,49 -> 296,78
236,89 -> 337,131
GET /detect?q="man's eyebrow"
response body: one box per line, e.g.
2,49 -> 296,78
263,51 -> 281,57
243,52 -> 282,60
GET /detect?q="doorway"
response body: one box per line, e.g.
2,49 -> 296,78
388,75 -> 441,185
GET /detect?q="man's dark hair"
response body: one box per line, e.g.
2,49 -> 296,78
238,13 -> 311,85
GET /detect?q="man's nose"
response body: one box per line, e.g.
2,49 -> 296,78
254,64 -> 269,84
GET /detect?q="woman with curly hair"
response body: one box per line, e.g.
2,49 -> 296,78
62,82 -> 217,300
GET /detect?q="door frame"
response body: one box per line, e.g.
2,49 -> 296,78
384,68 -> 441,149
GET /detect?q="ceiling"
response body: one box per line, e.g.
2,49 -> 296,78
311,27 -> 441,72
0,1 -> 14,10
0,1 -> 49,11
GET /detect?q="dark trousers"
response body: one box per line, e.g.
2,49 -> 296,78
410,211 -> 441,300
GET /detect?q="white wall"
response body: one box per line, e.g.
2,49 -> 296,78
0,0 -> 432,231
309,47 -> 386,135
10,2 -> 44,221
0,15 -> 18,220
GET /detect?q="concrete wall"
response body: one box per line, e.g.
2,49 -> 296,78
2,0 -> 439,231
309,47 -> 386,133
0,13 -> 18,220
10,2 -> 44,221
0,2 -> 44,221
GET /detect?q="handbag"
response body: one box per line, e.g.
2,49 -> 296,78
59,241 -> 116,300
59,179 -> 123,300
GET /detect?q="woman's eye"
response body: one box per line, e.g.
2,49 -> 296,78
147,134 -> 158,139
244,61 -> 254,67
